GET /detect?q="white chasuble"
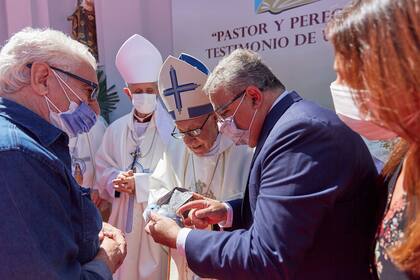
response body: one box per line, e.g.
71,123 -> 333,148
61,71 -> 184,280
149,134 -> 254,280
94,109 -> 168,280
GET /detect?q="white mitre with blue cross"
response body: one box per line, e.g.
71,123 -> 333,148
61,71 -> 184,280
115,34 -> 163,83
158,53 -> 213,121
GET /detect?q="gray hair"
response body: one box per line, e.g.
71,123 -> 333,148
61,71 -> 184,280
0,27 -> 96,94
203,49 -> 284,97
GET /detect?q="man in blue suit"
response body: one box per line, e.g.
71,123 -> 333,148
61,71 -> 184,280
146,49 -> 379,279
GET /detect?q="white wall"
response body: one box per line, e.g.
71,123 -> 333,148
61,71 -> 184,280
172,0 -> 346,109
95,0 -> 173,121
46,0 -> 76,34
0,0 -> 8,46
0,0 -> 75,44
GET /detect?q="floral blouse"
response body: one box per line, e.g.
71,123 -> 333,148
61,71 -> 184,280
375,162 -> 417,279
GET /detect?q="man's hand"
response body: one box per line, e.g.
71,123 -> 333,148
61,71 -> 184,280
112,170 -> 135,194
95,237 -> 126,273
99,222 -> 127,248
95,223 -> 127,273
145,212 -> 180,248
101,222 -> 124,238
177,194 -> 227,228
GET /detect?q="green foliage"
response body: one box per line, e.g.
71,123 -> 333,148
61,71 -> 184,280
96,69 -> 119,123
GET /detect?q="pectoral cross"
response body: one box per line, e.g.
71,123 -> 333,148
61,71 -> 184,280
194,180 -> 216,200
126,146 -> 141,233
130,147 -> 142,163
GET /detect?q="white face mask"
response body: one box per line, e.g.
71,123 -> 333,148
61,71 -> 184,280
200,133 -> 235,157
218,94 -> 258,146
132,94 -> 157,114
199,133 -> 221,157
330,81 -> 397,140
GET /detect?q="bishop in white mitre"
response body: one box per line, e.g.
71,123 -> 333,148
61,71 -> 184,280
93,34 -> 173,280
148,54 -> 253,280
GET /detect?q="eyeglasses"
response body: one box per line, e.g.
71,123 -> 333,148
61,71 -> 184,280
26,63 -> 99,100
214,89 -> 246,122
171,113 -> 212,139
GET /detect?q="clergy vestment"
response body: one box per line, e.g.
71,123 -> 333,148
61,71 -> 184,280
149,133 -> 253,280
68,116 -> 107,188
94,109 -> 168,280
152,52 -> 255,279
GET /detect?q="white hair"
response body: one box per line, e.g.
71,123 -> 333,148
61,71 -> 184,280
203,49 -> 284,98
0,27 -> 96,94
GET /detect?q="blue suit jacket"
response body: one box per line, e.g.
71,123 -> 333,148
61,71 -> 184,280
185,91 -> 378,280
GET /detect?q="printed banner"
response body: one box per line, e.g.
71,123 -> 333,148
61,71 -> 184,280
172,0 -> 350,108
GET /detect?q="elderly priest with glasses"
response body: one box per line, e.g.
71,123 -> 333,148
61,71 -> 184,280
146,54 -> 253,280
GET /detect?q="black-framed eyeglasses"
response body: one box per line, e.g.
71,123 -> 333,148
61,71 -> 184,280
171,113 -> 212,139
214,89 -> 246,121
26,63 -> 99,100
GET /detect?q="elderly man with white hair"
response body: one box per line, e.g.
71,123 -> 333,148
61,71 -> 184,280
0,28 -> 126,279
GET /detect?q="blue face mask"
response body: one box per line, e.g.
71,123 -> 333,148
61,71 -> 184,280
46,97 -> 97,138
61,101 -> 97,135
46,70 -> 97,137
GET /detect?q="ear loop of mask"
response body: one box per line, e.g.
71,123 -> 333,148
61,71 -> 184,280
44,70 -> 73,114
233,92 -> 258,129
52,69 -> 84,103
248,106 -> 258,131
232,93 -> 246,118
44,95 -> 62,113
231,92 -> 259,143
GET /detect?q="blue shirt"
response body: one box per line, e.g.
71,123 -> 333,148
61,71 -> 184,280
0,98 -> 111,279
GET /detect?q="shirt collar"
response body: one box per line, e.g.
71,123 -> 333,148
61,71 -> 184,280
269,90 -> 289,112
129,108 -> 156,131
0,97 -> 66,146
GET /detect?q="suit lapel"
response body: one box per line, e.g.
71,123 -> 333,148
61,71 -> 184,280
241,91 -> 302,226
251,91 -> 302,166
